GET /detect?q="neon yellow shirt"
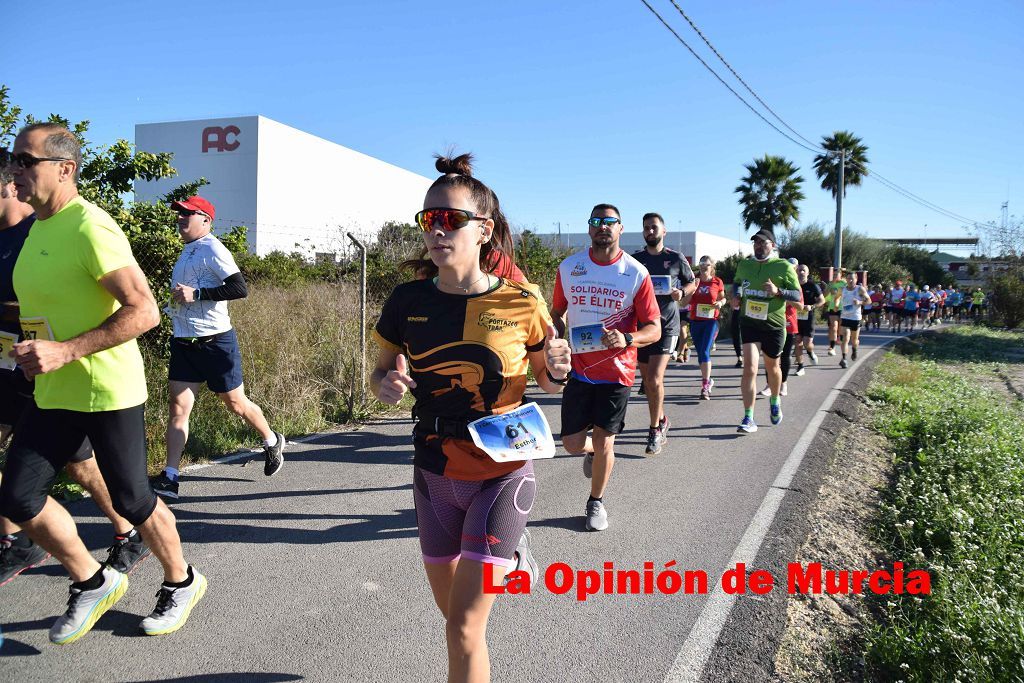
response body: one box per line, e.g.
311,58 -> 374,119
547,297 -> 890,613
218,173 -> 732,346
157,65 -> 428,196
825,280 -> 845,311
13,196 -> 147,411
972,291 -> 985,305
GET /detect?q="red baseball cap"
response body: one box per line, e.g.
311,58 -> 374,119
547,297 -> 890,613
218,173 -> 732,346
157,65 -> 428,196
171,195 -> 216,221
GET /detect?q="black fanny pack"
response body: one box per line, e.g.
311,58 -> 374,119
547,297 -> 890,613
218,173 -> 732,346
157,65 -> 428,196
413,414 -> 473,441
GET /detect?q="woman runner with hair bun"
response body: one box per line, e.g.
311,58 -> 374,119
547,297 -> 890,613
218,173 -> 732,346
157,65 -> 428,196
371,152 -> 571,682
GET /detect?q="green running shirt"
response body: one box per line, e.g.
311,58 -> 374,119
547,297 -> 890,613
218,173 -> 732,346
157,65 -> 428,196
734,257 -> 801,330
13,196 -> 147,412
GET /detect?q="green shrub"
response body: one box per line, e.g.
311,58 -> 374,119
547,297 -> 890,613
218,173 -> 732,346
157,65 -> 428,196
988,266 -> 1024,328
864,328 -> 1024,681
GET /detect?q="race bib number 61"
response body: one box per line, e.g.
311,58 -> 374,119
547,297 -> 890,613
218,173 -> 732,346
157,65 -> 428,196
468,403 -> 556,463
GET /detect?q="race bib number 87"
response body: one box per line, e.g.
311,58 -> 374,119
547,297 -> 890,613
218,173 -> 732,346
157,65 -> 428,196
20,317 -> 55,342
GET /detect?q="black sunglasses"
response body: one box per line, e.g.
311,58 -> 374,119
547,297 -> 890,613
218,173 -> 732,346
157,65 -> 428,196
2,150 -> 73,169
177,209 -> 203,217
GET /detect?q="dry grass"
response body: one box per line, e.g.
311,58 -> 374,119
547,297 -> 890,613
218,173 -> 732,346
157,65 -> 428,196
142,282 -> 378,471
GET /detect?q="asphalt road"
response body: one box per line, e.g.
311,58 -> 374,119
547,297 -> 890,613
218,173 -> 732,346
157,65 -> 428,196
0,327 -> 908,683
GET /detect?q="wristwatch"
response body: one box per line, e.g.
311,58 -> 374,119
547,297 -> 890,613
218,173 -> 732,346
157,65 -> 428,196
623,332 -> 634,347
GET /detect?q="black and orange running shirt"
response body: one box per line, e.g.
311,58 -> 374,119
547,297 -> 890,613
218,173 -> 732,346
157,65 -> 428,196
373,278 -> 553,481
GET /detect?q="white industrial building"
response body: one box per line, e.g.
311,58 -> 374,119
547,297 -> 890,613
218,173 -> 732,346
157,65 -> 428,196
134,115 -> 433,257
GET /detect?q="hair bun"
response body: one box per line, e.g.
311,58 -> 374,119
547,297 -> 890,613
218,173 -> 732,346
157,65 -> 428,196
434,151 -> 474,177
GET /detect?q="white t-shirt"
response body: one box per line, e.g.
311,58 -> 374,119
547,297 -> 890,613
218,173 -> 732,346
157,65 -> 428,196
167,233 -> 240,337
841,286 -> 864,321
551,249 -> 659,385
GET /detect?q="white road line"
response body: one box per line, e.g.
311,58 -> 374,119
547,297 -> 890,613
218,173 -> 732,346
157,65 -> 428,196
663,333 -> 905,683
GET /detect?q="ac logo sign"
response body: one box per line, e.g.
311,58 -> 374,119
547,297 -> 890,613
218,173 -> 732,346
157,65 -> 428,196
202,125 -> 240,153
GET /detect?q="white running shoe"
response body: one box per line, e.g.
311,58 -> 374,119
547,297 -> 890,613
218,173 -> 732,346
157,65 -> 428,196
140,566 -> 208,636
781,382 -> 788,397
759,386 -> 771,397
49,566 -> 128,644
585,499 -> 609,531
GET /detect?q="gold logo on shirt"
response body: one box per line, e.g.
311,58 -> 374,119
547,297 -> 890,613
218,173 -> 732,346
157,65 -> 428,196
407,316 -> 428,322
477,312 -> 516,332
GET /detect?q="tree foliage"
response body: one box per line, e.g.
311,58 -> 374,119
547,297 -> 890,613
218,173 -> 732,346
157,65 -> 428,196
813,130 -> 870,198
714,252 -> 747,285
516,230 -> 571,287
987,265 -> 1024,328
735,155 -> 805,233
776,222 -> 954,287
1,85 -> 212,351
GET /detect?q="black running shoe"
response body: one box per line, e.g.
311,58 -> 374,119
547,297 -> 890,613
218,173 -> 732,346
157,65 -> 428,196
645,427 -> 662,455
851,348 -> 858,361
264,431 -> 285,477
150,472 -> 179,500
104,533 -> 152,574
735,359 -> 743,368
0,536 -> 50,587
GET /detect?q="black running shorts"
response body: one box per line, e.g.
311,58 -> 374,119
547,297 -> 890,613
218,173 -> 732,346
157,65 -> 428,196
739,321 -> 786,359
841,318 -> 861,330
637,332 -> 679,362
0,402 -> 156,526
0,369 -> 32,427
796,317 -> 815,339
560,378 -> 630,437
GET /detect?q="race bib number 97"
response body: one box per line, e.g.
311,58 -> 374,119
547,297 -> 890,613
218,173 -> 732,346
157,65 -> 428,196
468,403 -> 556,463
569,324 -> 605,353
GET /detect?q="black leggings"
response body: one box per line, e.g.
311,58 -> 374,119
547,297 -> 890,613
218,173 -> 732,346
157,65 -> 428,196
780,332 -> 794,382
730,309 -> 742,358
0,402 -> 157,526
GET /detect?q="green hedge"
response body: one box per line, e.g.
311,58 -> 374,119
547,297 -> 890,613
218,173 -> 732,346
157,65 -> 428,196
865,329 -> 1024,681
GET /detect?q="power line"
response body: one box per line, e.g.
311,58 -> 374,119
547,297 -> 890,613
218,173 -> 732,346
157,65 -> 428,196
642,0 -> 998,229
637,0 -> 822,155
664,0 -> 825,152
844,158 -> 993,227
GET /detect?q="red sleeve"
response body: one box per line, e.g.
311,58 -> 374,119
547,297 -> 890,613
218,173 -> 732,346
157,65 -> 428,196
489,250 -> 527,282
634,276 -> 660,324
552,270 -> 567,312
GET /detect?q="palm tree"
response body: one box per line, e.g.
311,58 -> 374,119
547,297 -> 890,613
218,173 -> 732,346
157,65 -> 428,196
813,131 -> 869,198
735,155 -> 805,232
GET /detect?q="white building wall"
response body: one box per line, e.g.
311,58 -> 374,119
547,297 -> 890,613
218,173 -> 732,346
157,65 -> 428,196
134,115 -> 432,257
680,231 -> 750,264
135,116 -> 259,250
255,117 -> 431,258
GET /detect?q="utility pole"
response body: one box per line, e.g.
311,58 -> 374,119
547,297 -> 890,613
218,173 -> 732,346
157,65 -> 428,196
833,149 -> 846,273
552,221 -> 562,249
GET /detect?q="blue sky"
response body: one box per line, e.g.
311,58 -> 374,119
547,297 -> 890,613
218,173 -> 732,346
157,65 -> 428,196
5,1 -> 1022,247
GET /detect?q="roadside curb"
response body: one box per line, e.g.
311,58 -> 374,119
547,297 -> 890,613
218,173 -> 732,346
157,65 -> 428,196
696,337 -> 902,682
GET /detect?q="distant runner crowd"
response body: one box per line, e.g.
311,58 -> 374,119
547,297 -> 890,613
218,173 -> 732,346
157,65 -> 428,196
0,126 -> 986,682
